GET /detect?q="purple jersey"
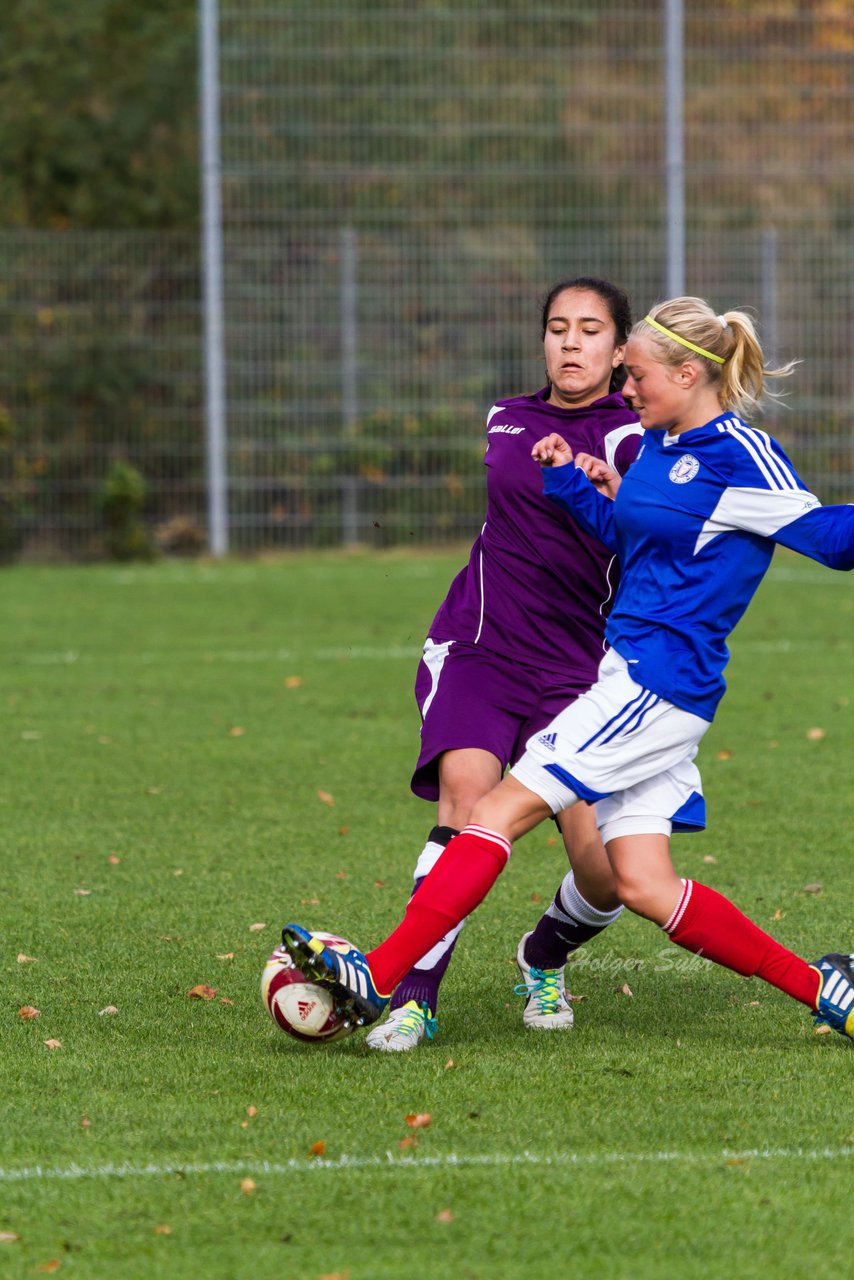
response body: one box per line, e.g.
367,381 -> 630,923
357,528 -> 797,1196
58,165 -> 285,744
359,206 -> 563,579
427,389 -> 641,686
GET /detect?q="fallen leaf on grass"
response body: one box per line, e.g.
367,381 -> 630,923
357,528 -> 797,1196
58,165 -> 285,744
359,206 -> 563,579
620,984 -> 633,997
715,749 -> 734,761
0,1233 -> 20,1243
300,897 -> 320,906
703,855 -> 717,865
74,888 -> 91,897
36,1261 -> 61,1273
435,1209 -> 454,1223
246,1106 -> 258,1118
338,827 -> 350,836
153,1225 -> 172,1236
173,869 -> 184,877
546,837 -> 558,847
317,789 -> 335,807
771,910 -> 783,921
309,1141 -> 326,1157
43,1039 -> 62,1049
18,1006 -> 40,1019
220,997 -> 235,1006
107,856 -> 121,865
80,1117 -> 91,1129
335,871 -> 348,880
248,922 -> 267,933
802,883 -> 823,895
98,1006 -> 119,1016
566,992 -> 586,1003
228,726 -> 246,737
814,1023 -> 833,1037
404,1113 -> 432,1129
398,1136 -> 419,1150
444,1058 -> 455,1070
284,676 -> 303,689
726,1158 -> 746,1167
806,727 -> 826,741
187,985 -> 218,1000
145,786 -> 162,795
530,892 -> 542,904
17,953 -> 38,964
373,880 -> 385,888
217,952 -> 235,960
240,1178 -> 256,1195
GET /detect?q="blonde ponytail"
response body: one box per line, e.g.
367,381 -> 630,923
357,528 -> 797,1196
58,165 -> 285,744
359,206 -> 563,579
637,297 -> 797,418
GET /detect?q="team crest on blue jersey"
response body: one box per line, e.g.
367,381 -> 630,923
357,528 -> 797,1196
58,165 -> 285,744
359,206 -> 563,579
669,454 -> 700,484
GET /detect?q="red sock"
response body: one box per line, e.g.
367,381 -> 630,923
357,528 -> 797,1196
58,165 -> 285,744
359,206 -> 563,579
366,825 -> 511,995
665,880 -> 820,1009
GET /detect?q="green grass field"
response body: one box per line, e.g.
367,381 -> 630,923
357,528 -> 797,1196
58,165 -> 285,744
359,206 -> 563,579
1,551 -> 853,1279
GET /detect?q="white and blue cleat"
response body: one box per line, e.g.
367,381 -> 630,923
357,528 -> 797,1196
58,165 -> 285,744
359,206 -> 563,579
280,923 -> 389,1030
810,953 -> 854,1040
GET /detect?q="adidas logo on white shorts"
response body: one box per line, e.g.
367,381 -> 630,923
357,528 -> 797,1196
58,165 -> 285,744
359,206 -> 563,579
537,732 -> 558,752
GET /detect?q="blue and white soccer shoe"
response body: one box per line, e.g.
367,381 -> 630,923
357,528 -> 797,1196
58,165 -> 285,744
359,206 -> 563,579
810,953 -> 854,1040
280,923 -> 389,1030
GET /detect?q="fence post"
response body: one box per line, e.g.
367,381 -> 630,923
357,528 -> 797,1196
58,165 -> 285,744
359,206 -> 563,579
340,225 -> 360,546
199,0 -> 229,556
664,0 -> 685,297
760,225 -> 778,365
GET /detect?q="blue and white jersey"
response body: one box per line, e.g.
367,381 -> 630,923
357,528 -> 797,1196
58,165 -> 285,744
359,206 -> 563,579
543,414 -> 854,721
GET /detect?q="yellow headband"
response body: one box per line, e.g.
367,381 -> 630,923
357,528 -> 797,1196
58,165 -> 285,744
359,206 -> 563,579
643,315 -> 726,365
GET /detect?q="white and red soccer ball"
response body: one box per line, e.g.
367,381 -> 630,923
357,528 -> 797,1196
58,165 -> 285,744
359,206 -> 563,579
261,934 -> 354,1043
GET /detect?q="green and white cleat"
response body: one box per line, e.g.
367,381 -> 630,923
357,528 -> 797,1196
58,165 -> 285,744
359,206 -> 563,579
514,932 -> 574,1029
365,1001 -> 437,1053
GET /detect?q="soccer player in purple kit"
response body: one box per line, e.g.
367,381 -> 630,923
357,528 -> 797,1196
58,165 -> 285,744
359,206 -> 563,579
283,294 -> 854,1047
364,277 -> 643,1051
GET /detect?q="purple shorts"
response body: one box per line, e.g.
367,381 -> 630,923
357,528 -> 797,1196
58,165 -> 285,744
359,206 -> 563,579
411,638 -> 595,801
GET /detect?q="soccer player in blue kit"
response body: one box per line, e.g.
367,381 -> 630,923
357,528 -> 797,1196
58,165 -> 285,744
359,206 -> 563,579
283,295 -> 854,1044
365,277 -> 643,1051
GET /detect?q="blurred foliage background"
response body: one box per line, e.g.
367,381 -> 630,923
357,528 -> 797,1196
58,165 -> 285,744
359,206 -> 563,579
0,2 -> 851,556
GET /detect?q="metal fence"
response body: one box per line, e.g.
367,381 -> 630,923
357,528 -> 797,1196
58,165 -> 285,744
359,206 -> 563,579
1,2 -> 852,557
0,232 -> 203,560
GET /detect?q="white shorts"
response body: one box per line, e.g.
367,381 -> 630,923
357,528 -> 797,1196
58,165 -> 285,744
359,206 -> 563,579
510,650 -> 709,844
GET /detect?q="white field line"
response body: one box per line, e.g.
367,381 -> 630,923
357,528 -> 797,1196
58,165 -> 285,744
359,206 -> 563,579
1,1147 -> 853,1184
12,637 -> 847,667
11,646 -> 423,666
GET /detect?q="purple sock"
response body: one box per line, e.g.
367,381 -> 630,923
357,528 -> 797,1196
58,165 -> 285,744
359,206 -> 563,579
390,825 -> 460,1014
525,871 -> 623,970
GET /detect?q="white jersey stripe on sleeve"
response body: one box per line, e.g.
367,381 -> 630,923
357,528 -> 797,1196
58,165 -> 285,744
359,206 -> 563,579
693,485 -> 821,554
723,420 -> 778,488
696,486 -> 819,552
739,423 -> 799,491
724,420 -> 796,491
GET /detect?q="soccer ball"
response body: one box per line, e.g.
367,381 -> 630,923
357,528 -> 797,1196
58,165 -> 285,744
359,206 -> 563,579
261,935 -> 353,1043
